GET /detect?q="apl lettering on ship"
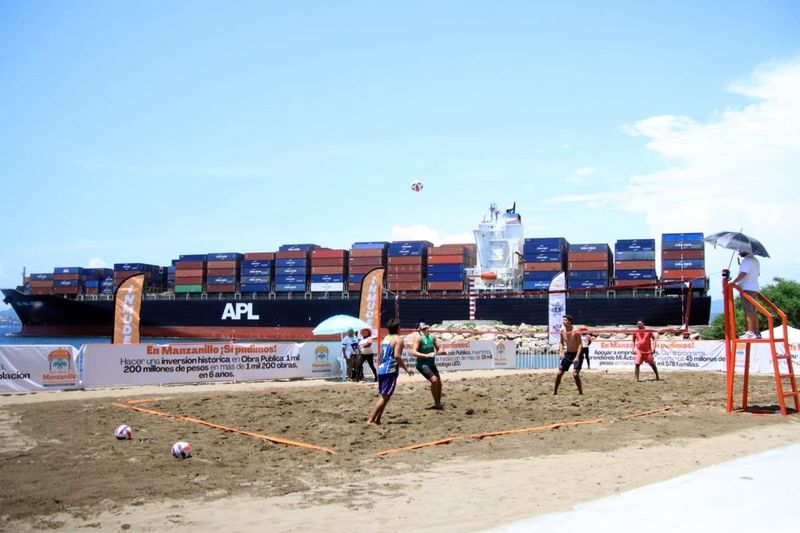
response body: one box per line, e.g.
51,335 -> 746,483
2,204 -> 711,339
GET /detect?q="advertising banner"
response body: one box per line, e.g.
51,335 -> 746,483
0,345 -> 80,392
82,342 -> 341,388
493,340 -> 517,369
359,267 -> 385,336
399,339 -> 498,372
113,273 -> 144,344
591,339 -> 727,371
548,272 -> 566,345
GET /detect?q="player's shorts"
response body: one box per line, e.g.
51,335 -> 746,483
741,290 -> 759,314
377,372 -> 398,397
559,351 -> 582,372
635,350 -> 655,365
416,357 -> 440,380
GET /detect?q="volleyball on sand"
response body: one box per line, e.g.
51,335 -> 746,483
114,424 -> 132,440
171,441 -> 193,459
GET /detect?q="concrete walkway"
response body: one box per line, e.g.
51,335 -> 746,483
493,442 -> 800,533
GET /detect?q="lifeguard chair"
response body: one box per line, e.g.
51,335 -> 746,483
722,269 -> 799,415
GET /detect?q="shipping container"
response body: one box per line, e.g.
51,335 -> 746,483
310,282 -> 345,292
275,251 -> 308,260
522,252 -> 566,263
613,260 -> 656,270
568,279 -> 610,289
388,273 -> 424,282
29,273 -> 54,280
614,251 -> 656,261
206,284 -> 237,293
348,265 -> 383,275
240,283 -> 270,293
427,264 -> 465,274
387,265 -> 424,273
178,254 -> 207,262
613,280 -> 660,287
523,238 -> 568,253
54,267 -> 84,274
243,252 -> 275,260
522,271 -> 559,281
175,269 -> 204,278
569,261 -> 612,270
174,261 -> 205,270
174,285 -> 204,293
661,269 -> 705,279
662,259 -> 705,270
349,248 -> 386,258
661,249 -> 705,260
615,269 -> 658,280
274,283 -> 307,292
522,262 -> 564,272
241,276 -> 270,284
207,253 -> 243,261
310,266 -> 346,275
387,241 -> 431,256
568,270 -> 610,280
427,271 -> 465,282
240,267 -> 271,276
351,241 -> 390,250
275,258 -> 308,268
207,260 -> 238,269
387,256 -> 424,266
241,259 -> 273,269
662,278 -> 707,289
275,275 -> 306,284
523,280 -> 552,291
348,274 -> 365,283
278,244 -> 319,252
427,281 -> 465,291
568,251 -> 613,262
386,282 -> 423,291
311,249 -> 347,259
310,274 -> 345,283
275,266 -> 305,276
615,239 -> 656,252
310,257 -> 346,267
568,243 -> 610,253
207,276 -> 237,285
349,256 -> 386,266
207,268 -> 238,277
428,255 -> 469,265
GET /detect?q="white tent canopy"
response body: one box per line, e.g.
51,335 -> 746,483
761,325 -> 800,342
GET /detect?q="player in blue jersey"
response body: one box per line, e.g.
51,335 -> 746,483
367,318 -> 413,425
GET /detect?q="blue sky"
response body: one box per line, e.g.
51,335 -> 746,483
1,0 -> 799,307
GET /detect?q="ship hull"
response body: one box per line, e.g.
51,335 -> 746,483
2,289 -> 710,339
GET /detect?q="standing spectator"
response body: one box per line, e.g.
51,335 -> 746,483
730,251 -> 761,339
367,318 -> 413,425
341,328 -> 361,382
410,320 -> 446,410
554,315 -> 583,395
358,327 -> 378,381
632,320 -> 660,382
579,327 -> 593,370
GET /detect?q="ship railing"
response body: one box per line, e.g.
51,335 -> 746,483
514,345 -> 560,370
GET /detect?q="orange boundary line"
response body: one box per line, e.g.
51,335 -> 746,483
619,406 -> 674,419
376,418 -> 604,457
112,402 -> 336,455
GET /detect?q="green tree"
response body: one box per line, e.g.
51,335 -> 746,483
701,277 -> 800,339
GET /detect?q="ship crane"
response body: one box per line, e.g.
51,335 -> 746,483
466,202 -> 524,292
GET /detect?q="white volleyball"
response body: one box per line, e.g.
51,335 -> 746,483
171,441 -> 193,459
411,180 -> 423,192
114,424 -> 132,440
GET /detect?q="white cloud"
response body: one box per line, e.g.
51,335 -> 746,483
87,257 -> 106,268
391,225 -> 473,245
0,262 -> 5,281
566,166 -> 598,185
550,56 -> 800,291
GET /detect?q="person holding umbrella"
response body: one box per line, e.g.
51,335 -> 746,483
730,251 -> 761,339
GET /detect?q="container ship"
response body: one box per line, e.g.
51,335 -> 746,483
2,204 -> 711,339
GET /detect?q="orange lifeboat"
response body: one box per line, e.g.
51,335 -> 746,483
480,271 -> 498,280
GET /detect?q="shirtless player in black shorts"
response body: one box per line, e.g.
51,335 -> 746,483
554,315 -> 583,395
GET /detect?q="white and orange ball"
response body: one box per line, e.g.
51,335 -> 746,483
114,424 -> 132,440
411,180 -> 423,192
171,441 -> 193,459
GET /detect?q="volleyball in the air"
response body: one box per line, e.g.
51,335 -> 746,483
114,424 -> 132,440
171,441 -> 193,459
411,180 -> 423,192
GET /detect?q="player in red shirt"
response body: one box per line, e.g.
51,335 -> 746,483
632,320 -> 660,382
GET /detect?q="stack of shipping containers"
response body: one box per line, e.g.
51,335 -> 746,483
53,267 -> 85,296
523,238 -> 568,291
387,241 -> 431,292
240,252 -> 274,293
568,243 -> 613,290
661,233 -> 706,291
174,254 -> 206,294
29,273 -> 54,295
206,253 -> 242,294
84,268 -> 113,295
310,249 -> 347,293
275,244 -> 318,293
427,244 -> 473,292
614,239 -> 657,290
113,263 -> 163,293
348,242 -> 388,293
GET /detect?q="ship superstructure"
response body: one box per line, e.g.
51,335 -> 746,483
466,203 -> 524,292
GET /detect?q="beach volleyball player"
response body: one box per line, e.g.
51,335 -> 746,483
367,318 -> 413,425
410,320 -> 447,410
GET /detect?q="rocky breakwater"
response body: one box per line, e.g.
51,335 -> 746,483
433,322 -> 706,352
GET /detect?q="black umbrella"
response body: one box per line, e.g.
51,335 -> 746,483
704,231 -> 770,258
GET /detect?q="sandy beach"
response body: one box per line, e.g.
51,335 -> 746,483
2,368 -> 799,532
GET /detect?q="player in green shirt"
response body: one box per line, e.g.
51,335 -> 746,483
410,320 -> 447,410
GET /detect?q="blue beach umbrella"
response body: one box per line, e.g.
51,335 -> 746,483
312,314 -> 372,335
